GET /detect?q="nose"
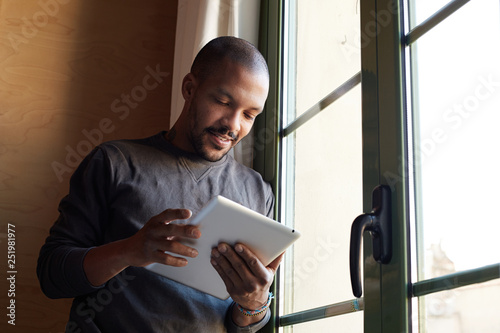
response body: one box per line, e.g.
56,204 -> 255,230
220,110 -> 241,134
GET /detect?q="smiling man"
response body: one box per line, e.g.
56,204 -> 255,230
37,37 -> 280,333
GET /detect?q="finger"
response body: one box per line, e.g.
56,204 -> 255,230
153,250 -> 189,267
233,244 -> 272,280
210,252 -> 235,291
157,238 -> 199,259
211,245 -> 245,288
267,252 -> 285,272
153,208 -> 192,224
161,223 -> 201,240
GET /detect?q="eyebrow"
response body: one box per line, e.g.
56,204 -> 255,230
215,88 -> 233,101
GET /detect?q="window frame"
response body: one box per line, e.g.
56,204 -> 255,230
254,1 -> 500,332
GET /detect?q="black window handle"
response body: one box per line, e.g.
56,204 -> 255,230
349,185 -> 392,298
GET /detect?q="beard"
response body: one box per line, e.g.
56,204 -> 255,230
190,126 -> 239,162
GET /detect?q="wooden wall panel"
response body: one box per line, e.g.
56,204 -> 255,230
0,0 -> 178,331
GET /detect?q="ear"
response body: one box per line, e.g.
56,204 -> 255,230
181,73 -> 197,101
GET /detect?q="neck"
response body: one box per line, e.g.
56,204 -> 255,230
165,125 -> 194,154
165,127 -> 177,143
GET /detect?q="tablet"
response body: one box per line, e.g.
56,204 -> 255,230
145,195 -> 301,299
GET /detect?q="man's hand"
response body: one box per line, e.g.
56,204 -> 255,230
84,208 -> 201,287
210,243 -> 283,326
124,208 -> 201,268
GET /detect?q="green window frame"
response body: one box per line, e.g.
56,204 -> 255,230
254,1 -> 500,332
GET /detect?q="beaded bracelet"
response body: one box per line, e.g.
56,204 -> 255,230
236,292 -> 274,317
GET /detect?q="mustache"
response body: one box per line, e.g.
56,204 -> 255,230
207,127 -> 238,141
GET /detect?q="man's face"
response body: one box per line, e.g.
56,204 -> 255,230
185,60 -> 269,162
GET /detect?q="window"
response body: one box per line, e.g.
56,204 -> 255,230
278,0 -> 364,331
408,0 -> 500,331
256,0 -> 500,332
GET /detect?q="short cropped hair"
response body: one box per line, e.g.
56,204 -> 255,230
190,36 -> 269,83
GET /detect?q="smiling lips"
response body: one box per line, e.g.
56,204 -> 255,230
207,129 -> 236,149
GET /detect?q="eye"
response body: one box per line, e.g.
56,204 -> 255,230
244,113 -> 256,121
216,99 -> 230,106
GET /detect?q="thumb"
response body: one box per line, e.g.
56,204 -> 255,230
267,252 -> 285,272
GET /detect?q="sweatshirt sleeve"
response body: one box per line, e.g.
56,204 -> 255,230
37,147 -> 111,299
265,184 -> 275,219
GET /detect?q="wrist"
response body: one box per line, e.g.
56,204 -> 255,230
236,292 -> 274,317
231,302 -> 268,327
228,302 -> 271,329
83,239 -> 131,287
119,237 -> 137,267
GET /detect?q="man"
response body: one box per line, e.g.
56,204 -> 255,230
37,36 -> 281,332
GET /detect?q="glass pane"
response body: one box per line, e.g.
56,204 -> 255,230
418,279 -> 500,332
286,0 -> 361,125
283,311 -> 363,333
409,0 -> 453,28
411,0 -> 500,279
281,86 -> 362,314
280,0 -> 362,328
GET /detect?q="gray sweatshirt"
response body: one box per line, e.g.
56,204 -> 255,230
37,132 -> 274,333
